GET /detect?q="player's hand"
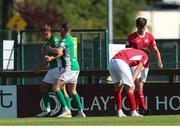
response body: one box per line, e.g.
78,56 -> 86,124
158,62 -> 163,69
45,55 -> 53,62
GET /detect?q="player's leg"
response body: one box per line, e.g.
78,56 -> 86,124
66,71 -> 86,117
130,66 -> 141,109
124,84 -> 142,117
135,81 -> 146,111
114,83 -> 126,117
61,85 -> 71,111
36,83 -> 52,117
67,81 -> 86,117
41,84 -> 51,112
61,84 -> 72,117
55,68 -> 74,117
123,83 -> 142,117
114,59 -> 142,117
120,70 -> 140,117
52,80 -> 71,117
135,67 -> 150,115
109,59 -> 127,117
36,69 -> 57,117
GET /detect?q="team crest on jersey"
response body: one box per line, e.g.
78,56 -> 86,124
145,39 -> 149,43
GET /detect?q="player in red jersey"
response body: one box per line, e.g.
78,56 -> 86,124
109,48 -> 149,117
126,17 -> 163,115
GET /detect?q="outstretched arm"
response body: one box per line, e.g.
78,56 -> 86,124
150,46 -> 163,69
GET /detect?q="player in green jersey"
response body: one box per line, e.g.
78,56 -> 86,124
45,23 -> 86,117
36,24 -> 71,117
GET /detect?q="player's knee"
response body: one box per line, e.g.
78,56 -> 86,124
135,85 -> 143,91
124,84 -> 135,93
68,89 -> 76,96
52,84 -> 60,93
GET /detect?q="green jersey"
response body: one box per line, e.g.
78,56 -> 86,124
46,35 -> 62,69
60,34 -> 80,70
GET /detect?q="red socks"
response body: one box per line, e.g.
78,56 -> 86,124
114,91 -> 145,111
114,91 -> 122,110
135,92 -> 139,109
135,90 -> 146,111
127,93 -> 136,111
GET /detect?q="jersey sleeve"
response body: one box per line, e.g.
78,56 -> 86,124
149,34 -> 157,47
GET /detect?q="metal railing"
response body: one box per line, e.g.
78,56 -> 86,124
0,69 -> 180,85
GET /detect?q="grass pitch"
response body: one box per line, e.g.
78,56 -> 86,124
0,115 -> 180,126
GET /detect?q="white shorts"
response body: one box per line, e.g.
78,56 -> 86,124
43,67 -> 62,85
58,69 -> 79,84
130,66 -> 149,82
108,59 -> 134,87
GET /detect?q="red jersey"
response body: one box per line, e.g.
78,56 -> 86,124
126,32 -> 156,50
112,48 -> 148,67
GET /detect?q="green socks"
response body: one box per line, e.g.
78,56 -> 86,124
65,96 -> 71,110
56,90 -> 67,108
43,91 -> 83,112
42,92 -> 50,112
73,93 -> 83,110
43,91 -> 71,111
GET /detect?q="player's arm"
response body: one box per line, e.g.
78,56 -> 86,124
132,54 -> 148,82
45,47 -> 64,62
45,44 -> 58,54
150,46 -> 163,69
132,62 -> 143,82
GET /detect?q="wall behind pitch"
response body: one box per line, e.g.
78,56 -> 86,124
16,84 -> 180,117
0,85 -> 17,118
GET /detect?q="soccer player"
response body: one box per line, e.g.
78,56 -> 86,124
126,17 -> 163,115
36,24 -> 71,117
45,23 -> 86,117
109,48 -> 149,117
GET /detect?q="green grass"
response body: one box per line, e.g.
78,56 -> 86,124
0,115 -> 180,126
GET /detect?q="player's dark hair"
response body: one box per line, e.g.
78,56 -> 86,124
136,17 -> 147,27
41,24 -> 51,32
61,23 -> 71,33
